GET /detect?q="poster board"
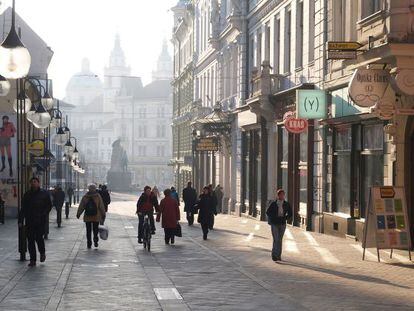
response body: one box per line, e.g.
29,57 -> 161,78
362,186 -> 412,262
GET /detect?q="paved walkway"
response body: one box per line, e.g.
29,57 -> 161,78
0,193 -> 413,310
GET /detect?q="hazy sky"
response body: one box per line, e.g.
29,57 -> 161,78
0,0 -> 177,98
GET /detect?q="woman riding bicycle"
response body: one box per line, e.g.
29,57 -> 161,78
136,186 -> 159,244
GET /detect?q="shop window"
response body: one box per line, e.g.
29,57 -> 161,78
299,132 -> 308,212
362,0 -> 382,19
242,132 -> 250,207
280,127 -> 289,197
256,131 -> 262,206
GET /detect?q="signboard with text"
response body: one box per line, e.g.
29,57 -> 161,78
362,186 -> 412,262
284,118 -> 308,134
296,90 -> 327,119
194,137 -> 219,152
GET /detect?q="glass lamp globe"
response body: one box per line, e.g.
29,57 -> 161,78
13,94 -> 32,113
41,92 -> 54,110
31,104 -> 51,129
0,75 -> 10,96
72,147 -> 79,160
26,103 -> 37,123
0,29 -> 31,79
64,140 -> 74,156
49,116 -> 60,128
55,127 -> 67,146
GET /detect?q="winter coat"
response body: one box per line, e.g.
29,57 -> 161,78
156,196 -> 180,229
196,194 -> 215,225
98,189 -> 111,211
52,190 -> 65,208
182,187 -> 197,212
77,192 -> 106,223
136,192 -> 159,213
266,200 -> 292,225
19,188 -> 52,227
171,190 -> 180,205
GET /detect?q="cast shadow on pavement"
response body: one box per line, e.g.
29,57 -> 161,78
280,260 -> 410,289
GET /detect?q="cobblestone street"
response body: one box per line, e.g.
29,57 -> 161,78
0,193 -> 413,311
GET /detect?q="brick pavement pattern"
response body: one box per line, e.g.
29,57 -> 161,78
0,193 -> 413,311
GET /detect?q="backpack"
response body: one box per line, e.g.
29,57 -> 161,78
84,197 -> 98,216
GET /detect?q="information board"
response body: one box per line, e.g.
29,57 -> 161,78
362,186 -> 412,262
194,137 -> 219,152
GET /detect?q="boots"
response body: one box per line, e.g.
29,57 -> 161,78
8,157 -> 12,177
0,156 -> 5,172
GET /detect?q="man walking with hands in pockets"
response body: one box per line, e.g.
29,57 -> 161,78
266,189 -> 292,262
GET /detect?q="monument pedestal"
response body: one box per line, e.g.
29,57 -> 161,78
107,171 -> 132,192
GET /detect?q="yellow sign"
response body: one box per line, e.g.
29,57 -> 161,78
380,186 -> 395,198
195,137 -> 219,152
27,140 -> 45,157
327,41 -> 362,51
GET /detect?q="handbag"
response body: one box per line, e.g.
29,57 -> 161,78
175,222 -> 182,237
98,224 -> 109,240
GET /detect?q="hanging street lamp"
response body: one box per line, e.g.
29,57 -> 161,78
13,88 -> 31,113
0,0 -> 31,79
0,75 -> 11,96
31,103 -> 51,129
64,139 -> 74,156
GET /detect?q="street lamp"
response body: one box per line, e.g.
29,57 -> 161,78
13,88 -> 31,113
64,139 -> 74,156
0,75 -> 11,96
31,103 -> 51,129
0,0 -> 31,79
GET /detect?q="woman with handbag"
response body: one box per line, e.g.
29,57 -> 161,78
156,188 -> 180,245
196,186 -> 215,240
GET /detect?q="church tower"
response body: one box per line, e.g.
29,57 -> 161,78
104,34 -> 131,111
152,40 -> 173,81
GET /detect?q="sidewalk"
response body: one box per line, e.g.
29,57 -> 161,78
0,196 -> 413,310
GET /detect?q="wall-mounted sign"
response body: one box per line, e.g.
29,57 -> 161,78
284,118 -> 308,134
296,90 -> 327,119
328,50 -> 357,60
27,139 -> 45,157
194,137 -> 219,152
348,68 -> 390,108
327,41 -> 363,51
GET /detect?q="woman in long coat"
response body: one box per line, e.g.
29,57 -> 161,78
196,186 -> 215,240
156,189 -> 180,244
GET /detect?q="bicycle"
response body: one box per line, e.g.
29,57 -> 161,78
142,214 -> 151,251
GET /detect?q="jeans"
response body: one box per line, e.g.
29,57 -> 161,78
164,228 -> 175,244
27,224 -> 45,261
271,224 -> 286,259
86,222 -> 99,246
138,211 -> 155,239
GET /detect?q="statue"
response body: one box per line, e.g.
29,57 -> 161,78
109,139 -> 128,172
107,139 -> 132,191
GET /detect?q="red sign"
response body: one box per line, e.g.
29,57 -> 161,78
284,118 -> 308,134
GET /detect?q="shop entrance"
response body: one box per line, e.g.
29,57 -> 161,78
406,117 -> 414,248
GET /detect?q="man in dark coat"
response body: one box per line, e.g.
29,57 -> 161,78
18,177 -> 52,267
98,185 -> 111,223
182,181 -> 197,226
67,186 -> 74,207
52,185 -> 65,227
208,184 -> 218,230
196,186 -> 215,240
136,186 -> 159,243
266,189 -> 292,262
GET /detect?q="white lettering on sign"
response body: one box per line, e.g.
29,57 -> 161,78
284,118 -> 308,134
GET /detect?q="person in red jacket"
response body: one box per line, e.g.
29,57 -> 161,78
136,186 -> 159,243
157,188 -> 180,245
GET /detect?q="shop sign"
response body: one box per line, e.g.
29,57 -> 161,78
327,41 -> 363,51
194,137 -> 219,152
284,118 -> 308,134
328,50 -> 357,60
348,68 -> 390,108
296,90 -> 327,119
27,139 -> 45,157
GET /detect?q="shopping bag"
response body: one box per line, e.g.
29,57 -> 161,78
98,224 -> 109,240
175,223 -> 182,237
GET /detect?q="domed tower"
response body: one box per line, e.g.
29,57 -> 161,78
152,39 -> 173,81
65,58 -> 103,106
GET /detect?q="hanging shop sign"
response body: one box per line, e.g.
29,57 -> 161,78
296,90 -> 327,119
284,117 -> 308,134
327,41 -> 363,51
194,137 -> 219,152
348,68 -> 390,108
391,69 -> 414,96
328,50 -> 357,60
27,139 -> 45,157
362,186 -> 412,262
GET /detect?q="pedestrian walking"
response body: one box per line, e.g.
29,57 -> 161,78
196,186 -> 215,240
98,184 -> 111,224
214,185 -> 224,214
153,185 -> 160,200
156,188 -> 180,245
182,181 -> 197,226
18,177 -> 52,267
170,186 -> 179,203
76,184 -> 106,249
67,185 -> 74,207
136,186 -> 159,244
208,184 -> 218,230
52,185 -> 65,228
266,189 -> 292,262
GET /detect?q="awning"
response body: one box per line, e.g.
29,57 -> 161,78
192,103 -> 232,133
